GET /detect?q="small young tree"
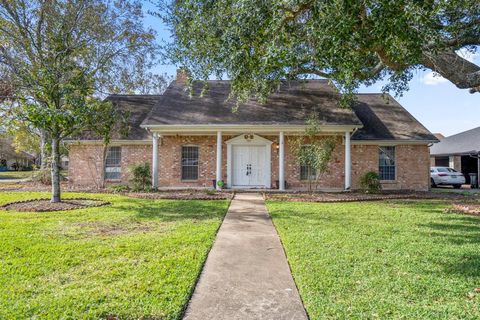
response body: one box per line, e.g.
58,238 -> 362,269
291,113 -> 336,192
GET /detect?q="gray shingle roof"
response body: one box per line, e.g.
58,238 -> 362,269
430,126 -> 480,156
74,80 -> 436,142
351,94 -> 438,141
73,95 -> 161,141
141,80 -> 362,126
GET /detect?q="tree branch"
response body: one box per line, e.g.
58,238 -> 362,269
422,50 -> 480,93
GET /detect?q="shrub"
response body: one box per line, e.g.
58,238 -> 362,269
130,163 -> 151,191
359,171 -> 382,193
32,169 -> 66,185
109,184 -> 130,193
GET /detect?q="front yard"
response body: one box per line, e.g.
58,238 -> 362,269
268,200 -> 480,319
0,170 -> 33,180
0,192 -> 229,319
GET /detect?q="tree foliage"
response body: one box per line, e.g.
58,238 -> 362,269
4,121 -> 40,157
291,113 -> 336,192
85,100 -> 130,189
0,0 -> 161,202
162,0 -> 480,100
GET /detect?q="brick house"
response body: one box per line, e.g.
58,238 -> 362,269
68,70 -> 437,191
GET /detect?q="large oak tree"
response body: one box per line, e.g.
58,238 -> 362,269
162,0 -> 480,99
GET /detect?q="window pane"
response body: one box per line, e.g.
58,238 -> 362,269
299,145 -> 316,180
300,165 -> 316,180
105,147 -> 121,179
379,146 -> 395,180
106,147 -> 121,167
105,167 -> 121,179
182,146 -> 199,180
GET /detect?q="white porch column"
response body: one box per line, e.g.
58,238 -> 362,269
279,131 -> 285,191
216,131 -> 222,190
345,131 -> 351,190
152,133 -> 159,189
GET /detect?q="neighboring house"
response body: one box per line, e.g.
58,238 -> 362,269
430,127 -> 480,184
67,70 -> 437,191
0,138 -> 35,170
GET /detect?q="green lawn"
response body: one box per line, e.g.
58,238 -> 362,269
0,170 -> 34,179
0,192 -> 229,319
267,200 -> 480,319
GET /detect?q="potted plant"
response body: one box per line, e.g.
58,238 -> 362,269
217,180 -> 225,190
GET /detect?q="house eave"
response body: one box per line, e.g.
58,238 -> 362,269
430,150 -> 480,157
351,139 -> 437,145
140,124 -> 363,134
64,139 -> 152,145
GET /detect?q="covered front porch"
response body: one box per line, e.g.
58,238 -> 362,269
146,125 -> 357,191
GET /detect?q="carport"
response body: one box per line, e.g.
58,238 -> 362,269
430,127 -> 480,187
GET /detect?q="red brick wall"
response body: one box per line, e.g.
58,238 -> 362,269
280,135 -> 345,189
68,144 -> 152,186
351,144 -> 430,191
69,136 -> 430,190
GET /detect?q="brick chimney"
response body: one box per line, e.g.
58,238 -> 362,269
176,67 -> 189,84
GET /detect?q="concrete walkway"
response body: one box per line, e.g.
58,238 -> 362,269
183,193 -> 308,320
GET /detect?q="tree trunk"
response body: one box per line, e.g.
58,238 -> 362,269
100,144 -> 108,189
39,129 -> 48,170
51,137 -> 61,203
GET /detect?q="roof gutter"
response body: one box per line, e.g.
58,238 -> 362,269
351,139 -> 438,145
141,124 -> 363,134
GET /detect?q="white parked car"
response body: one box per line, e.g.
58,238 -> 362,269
430,167 -> 466,188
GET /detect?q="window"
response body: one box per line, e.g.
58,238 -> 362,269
182,146 -> 199,180
379,146 -> 395,180
105,146 -> 121,180
299,145 -> 317,180
300,165 -> 317,181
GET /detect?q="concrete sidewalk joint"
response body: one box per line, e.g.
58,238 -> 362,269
183,193 -> 308,320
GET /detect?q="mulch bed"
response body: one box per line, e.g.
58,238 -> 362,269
125,190 -> 234,201
264,191 -> 480,203
0,198 -> 110,212
0,182 -> 235,201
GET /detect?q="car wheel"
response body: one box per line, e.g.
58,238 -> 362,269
453,184 -> 462,189
431,178 -> 437,188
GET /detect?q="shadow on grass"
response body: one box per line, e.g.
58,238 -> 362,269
420,213 -> 480,245
114,198 -> 228,222
419,213 -> 480,276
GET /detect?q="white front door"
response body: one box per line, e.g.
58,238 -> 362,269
232,145 -> 266,187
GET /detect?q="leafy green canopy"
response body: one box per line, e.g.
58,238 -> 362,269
0,0 -> 158,139
162,0 -> 479,100
0,0 -> 160,201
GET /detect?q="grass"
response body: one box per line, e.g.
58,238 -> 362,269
0,192 -> 229,319
0,170 -> 34,179
267,200 -> 480,319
